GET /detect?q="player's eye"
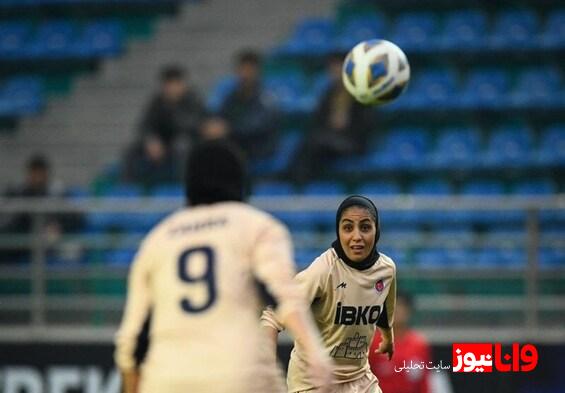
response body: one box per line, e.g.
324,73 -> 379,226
361,224 -> 372,232
343,224 -> 353,232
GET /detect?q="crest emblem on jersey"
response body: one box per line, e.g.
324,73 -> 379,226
375,279 -> 384,292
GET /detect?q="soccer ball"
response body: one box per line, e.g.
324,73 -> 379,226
342,39 -> 410,105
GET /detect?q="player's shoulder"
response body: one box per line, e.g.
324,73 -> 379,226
377,251 -> 397,273
304,248 -> 339,275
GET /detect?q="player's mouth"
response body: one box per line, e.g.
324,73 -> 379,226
350,245 -> 365,254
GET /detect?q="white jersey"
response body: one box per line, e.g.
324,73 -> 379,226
262,248 -> 396,392
115,202 -> 303,393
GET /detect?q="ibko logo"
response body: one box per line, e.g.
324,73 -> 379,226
452,343 -> 539,373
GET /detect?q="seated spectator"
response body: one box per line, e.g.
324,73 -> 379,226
138,64 -> 205,148
198,116 -> 230,141
122,134 -> 180,189
219,49 -> 278,161
289,53 -> 374,182
0,155 -> 84,264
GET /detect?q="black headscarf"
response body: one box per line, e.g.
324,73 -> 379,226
186,139 -> 248,206
332,195 -> 380,270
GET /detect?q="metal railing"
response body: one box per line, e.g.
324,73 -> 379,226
0,195 -> 564,344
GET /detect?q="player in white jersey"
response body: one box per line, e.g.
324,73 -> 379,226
262,195 -> 397,393
115,140 -> 333,393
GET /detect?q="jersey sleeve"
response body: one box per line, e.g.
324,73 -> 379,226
114,236 -> 155,371
260,253 -> 328,332
251,217 -> 305,326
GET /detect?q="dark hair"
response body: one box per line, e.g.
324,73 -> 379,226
185,140 -> 247,206
236,49 -> 261,66
160,65 -> 186,82
27,154 -> 49,171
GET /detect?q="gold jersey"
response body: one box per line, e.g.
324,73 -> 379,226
115,202 -> 305,393
262,248 -> 396,392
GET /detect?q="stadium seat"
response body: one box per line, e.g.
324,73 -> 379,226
540,248 -> 565,268
0,76 -> 43,116
277,18 -> 335,56
510,67 -> 562,109
511,179 -> 556,195
462,180 -> 505,195
399,69 -> 458,109
0,22 -> 31,58
408,179 -> 452,223
540,10 -> 565,49
264,72 -> 308,113
25,20 -> 75,58
414,248 -> 472,269
334,13 -> 386,51
252,131 -> 302,176
103,248 -> 137,266
371,127 -> 430,169
489,10 -> 539,49
206,75 -> 237,113
439,10 -> 487,50
431,127 -> 481,169
537,125 -> 565,166
77,20 -> 124,58
302,181 -> 346,196
482,125 -> 534,168
151,184 -> 184,198
253,181 -> 294,196
390,12 -> 439,52
459,69 -> 510,109
355,181 -> 401,196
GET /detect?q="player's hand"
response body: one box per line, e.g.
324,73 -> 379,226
307,352 -> 334,393
121,370 -> 139,393
375,338 -> 394,361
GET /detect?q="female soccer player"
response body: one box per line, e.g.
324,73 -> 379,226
262,195 -> 397,393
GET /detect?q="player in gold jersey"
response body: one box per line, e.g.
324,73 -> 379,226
115,140 -> 332,393
262,195 -> 396,393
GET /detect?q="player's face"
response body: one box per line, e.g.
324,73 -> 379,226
338,206 -> 376,262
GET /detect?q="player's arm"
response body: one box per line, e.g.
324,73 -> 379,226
375,268 -> 396,360
253,221 -> 332,389
114,239 -> 154,393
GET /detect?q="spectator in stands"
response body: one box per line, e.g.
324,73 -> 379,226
0,155 -> 84,264
122,133 -> 180,190
289,53 -> 374,182
138,64 -> 205,148
219,49 -> 278,161
369,292 -> 432,393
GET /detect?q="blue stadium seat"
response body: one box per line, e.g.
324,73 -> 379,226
537,125 -> 565,166
252,131 -> 302,176
439,10 -> 487,50
151,184 -> 184,198
25,21 -> 75,58
390,12 -> 439,52
0,76 -> 43,116
206,75 -> 237,112
371,127 -> 430,169
483,125 -> 534,168
104,248 -> 137,266
540,10 -> 565,49
540,248 -> 565,268
511,179 -> 556,195
0,22 -> 31,58
431,127 -> 481,169
253,181 -> 294,196
334,14 -> 386,51
459,69 -> 510,109
355,181 -> 401,196
462,180 -> 505,195
510,67 -> 562,109
410,179 -> 452,195
77,20 -> 124,58
302,181 -> 346,196
414,248 -> 472,269
277,18 -> 335,56
489,10 -> 539,49
399,69 -> 458,109
264,73 -> 308,113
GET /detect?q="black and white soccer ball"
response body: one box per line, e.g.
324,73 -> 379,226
342,39 -> 410,105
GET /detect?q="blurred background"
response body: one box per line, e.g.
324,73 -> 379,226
0,0 -> 563,392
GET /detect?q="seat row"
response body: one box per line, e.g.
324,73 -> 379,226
275,10 -> 565,56
0,76 -> 43,116
0,20 -> 124,60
